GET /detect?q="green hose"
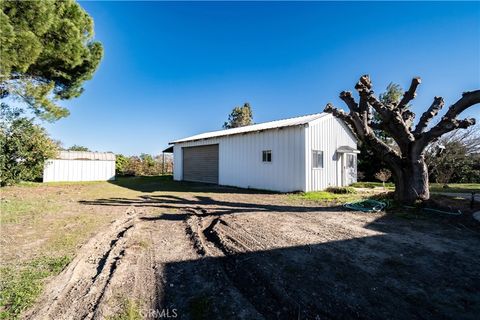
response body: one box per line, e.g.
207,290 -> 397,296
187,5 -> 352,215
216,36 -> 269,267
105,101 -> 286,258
344,199 -> 387,212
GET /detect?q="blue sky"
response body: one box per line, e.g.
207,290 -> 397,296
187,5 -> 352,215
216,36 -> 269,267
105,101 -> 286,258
45,1 -> 480,155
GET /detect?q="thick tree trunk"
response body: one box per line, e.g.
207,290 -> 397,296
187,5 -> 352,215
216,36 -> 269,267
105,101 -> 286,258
392,157 -> 429,204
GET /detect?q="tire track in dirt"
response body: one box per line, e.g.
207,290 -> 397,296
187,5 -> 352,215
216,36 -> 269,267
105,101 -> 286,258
25,208 -> 139,320
183,210 -> 312,319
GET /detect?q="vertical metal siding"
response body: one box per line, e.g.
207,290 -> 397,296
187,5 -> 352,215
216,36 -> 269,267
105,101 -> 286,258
173,126 -> 306,192
305,116 -> 357,191
43,160 -> 116,182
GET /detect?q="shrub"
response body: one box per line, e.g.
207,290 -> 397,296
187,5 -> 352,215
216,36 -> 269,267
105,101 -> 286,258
1,107 -> 58,186
325,186 -> 357,194
351,182 -> 377,189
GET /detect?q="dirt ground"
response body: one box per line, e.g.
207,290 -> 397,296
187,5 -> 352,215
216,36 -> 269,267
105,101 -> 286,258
2,178 -> 479,319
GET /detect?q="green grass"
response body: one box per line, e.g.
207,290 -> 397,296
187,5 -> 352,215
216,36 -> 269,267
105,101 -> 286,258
351,182 -> 479,194
429,183 -> 480,193
351,181 -> 395,189
290,191 -> 362,203
109,299 -> 143,320
0,198 -> 61,224
0,256 -> 71,319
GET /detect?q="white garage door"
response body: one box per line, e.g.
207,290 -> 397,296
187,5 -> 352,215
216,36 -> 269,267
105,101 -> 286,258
182,144 -> 219,184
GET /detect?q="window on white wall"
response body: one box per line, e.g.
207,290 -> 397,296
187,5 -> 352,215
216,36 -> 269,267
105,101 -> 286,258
312,150 -> 323,168
262,150 -> 272,162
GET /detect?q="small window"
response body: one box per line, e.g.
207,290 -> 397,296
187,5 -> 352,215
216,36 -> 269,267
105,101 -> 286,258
262,150 -> 272,162
312,150 -> 323,168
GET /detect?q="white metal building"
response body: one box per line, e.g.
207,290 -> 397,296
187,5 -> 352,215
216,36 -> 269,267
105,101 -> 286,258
170,113 -> 358,192
43,151 -> 116,182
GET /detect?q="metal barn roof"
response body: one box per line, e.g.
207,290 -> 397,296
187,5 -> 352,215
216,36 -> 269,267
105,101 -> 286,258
170,112 -> 328,144
55,151 -> 116,161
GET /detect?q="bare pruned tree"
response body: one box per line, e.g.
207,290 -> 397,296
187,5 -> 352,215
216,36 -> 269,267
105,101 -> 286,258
324,75 -> 479,204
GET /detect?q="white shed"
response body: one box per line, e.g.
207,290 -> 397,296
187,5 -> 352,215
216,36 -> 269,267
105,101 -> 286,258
170,113 -> 358,192
43,151 -> 116,182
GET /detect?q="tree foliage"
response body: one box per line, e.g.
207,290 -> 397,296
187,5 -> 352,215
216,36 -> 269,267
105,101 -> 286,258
116,154 -> 173,176
67,145 -> 90,151
325,75 -> 479,204
223,103 -> 253,129
115,154 -> 129,176
0,0 -> 103,121
0,106 -> 58,186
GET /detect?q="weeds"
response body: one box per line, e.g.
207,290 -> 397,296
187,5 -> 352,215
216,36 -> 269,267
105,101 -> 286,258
325,186 -> 356,194
351,181 -> 394,189
0,256 -> 71,319
109,299 -> 142,320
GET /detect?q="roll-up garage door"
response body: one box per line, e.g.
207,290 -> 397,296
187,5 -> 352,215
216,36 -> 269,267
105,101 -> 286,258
182,144 -> 219,184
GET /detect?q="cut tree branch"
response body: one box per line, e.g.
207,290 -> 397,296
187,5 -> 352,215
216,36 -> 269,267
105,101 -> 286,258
324,103 -> 402,166
324,103 -> 358,136
413,96 -> 444,135
443,90 -> 480,120
421,90 -> 480,143
339,91 -> 358,113
398,77 -> 421,110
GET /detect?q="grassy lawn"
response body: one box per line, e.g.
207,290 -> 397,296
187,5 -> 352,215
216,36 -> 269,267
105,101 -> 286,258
289,182 -> 480,206
351,181 -> 480,194
288,186 -> 389,205
350,181 -> 395,189
429,183 -> 480,193
290,191 -> 361,203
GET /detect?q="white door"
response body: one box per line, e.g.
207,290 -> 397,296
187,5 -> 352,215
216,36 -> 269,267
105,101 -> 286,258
343,153 -> 357,186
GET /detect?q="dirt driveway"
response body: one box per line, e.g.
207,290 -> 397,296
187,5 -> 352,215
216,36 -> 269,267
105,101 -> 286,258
5,178 -> 479,319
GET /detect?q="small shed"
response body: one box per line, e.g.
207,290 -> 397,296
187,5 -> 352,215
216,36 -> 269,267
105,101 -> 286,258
43,151 -> 116,182
169,112 -> 359,192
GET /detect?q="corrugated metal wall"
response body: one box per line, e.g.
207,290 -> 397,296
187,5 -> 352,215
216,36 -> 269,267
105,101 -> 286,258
305,116 -> 357,191
173,126 -> 306,192
43,159 -> 116,182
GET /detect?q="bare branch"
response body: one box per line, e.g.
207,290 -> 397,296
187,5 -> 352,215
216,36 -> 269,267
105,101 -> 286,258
421,90 -> 480,144
354,74 -> 372,91
443,90 -> 480,120
324,103 -> 358,136
398,77 -> 421,110
339,91 -> 358,113
413,96 -> 444,135
416,117 -> 476,153
324,102 -> 402,166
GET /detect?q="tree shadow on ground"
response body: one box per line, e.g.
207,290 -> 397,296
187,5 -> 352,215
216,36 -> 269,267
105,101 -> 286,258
80,192 -> 345,220
79,179 -> 480,319
157,229 -> 479,320
111,175 -> 277,194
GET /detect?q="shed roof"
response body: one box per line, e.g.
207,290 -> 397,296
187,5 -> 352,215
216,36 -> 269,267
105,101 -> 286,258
170,112 -> 329,144
55,151 -> 116,161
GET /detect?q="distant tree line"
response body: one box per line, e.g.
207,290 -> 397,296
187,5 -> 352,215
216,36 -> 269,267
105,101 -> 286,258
115,153 -> 173,176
